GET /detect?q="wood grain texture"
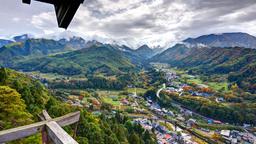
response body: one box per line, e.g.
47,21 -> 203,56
46,121 -> 78,144
0,111 -> 80,143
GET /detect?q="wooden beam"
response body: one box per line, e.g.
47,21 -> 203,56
46,121 -> 78,144
0,121 -> 46,143
0,111 -> 80,143
54,111 -> 80,127
42,110 -> 52,120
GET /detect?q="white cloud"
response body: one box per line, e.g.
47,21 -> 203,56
12,17 -> 21,22
1,0 -> 256,48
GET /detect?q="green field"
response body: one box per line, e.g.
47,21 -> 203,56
187,78 -> 203,85
126,88 -> 147,95
97,90 -> 125,106
207,82 -> 229,91
181,73 -> 229,92
197,123 -> 243,131
102,97 -> 121,106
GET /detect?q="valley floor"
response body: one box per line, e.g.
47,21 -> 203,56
24,63 -> 256,144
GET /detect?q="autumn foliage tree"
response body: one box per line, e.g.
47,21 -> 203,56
198,87 -> 214,93
182,86 -> 193,92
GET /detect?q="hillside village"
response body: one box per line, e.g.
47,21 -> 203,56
24,62 -> 256,144
149,63 -> 256,144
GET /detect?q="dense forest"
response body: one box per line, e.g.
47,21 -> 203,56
48,74 -> 138,90
161,92 -> 256,125
9,45 -> 136,76
0,68 -> 156,144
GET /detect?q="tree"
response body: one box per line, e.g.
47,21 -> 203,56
212,133 -> 221,141
144,89 -> 157,101
183,86 -> 193,92
77,111 -> 104,144
77,137 -> 89,144
101,102 -> 112,112
105,133 -> 120,144
128,132 -> 141,144
0,86 -> 33,130
230,83 -> 239,92
0,68 -> 8,84
143,130 -> 155,144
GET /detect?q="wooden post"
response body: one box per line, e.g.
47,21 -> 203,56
42,127 -> 49,144
40,110 -> 52,144
0,111 -> 80,144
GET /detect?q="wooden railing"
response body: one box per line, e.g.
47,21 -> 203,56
0,110 -> 80,144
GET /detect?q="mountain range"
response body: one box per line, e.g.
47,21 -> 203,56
151,43 -> 256,93
134,45 -> 155,59
0,35 -> 151,76
13,45 -> 136,76
183,32 -> 256,49
0,39 -> 13,48
1,32 -> 256,92
149,32 -> 256,93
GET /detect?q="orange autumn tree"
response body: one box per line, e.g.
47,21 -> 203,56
199,87 -> 214,93
183,86 -> 193,92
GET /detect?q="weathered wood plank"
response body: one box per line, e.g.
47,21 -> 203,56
0,121 -> 46,143
0,111 -> 80,143
54,111 -> 80,127
42,110 -> 52,120
46,121 -> 78,144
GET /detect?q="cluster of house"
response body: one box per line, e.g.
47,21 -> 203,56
190,91 -> 213,97
120,97 -> 139,108
220,130 -> 256,144
161,69 -> 214,98
134,118 -> 197,144
151,63 -> 170,72
146,99 -> 175,117
67,98 -> 83,107
165,71 -> 179,81
26,73 -> 49,87
66,95 -> 101,109
164,84 -> 214,98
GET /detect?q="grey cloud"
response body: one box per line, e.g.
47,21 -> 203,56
1,0 -> 256,48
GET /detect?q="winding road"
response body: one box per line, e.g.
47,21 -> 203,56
156,83 -> 166,98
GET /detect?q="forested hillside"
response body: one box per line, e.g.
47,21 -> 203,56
12,45 -> 136,76
0,68 -> 156,144
0,37 -> 86,67
151,44 -> 256,93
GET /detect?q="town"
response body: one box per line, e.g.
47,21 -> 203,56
23,62 -> 256,144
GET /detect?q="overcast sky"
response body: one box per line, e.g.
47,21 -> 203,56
1,0 -> 256,48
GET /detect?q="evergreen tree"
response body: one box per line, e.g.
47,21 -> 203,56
0,68 -> 7,84
128,132 -> 141,144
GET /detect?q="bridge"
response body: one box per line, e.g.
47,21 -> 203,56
0,110 -> 80,144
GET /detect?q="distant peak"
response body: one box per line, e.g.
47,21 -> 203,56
137,44 -> 152,50
183,32 -> 256,49
13,34 -> 32,42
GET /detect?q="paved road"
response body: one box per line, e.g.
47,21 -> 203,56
156,83 -> 166,98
